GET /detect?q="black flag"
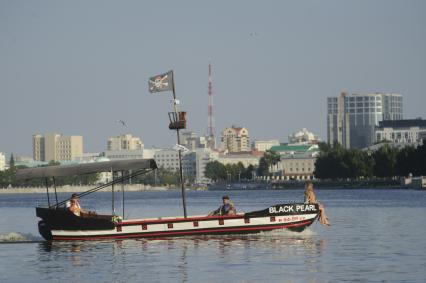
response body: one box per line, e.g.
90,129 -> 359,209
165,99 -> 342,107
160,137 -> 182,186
148,71 -> 174,93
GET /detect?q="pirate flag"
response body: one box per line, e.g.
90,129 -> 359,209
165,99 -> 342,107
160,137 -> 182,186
148,71 -> 174,93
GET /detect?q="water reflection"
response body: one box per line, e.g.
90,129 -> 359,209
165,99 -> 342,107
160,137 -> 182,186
35,230 -> 327,283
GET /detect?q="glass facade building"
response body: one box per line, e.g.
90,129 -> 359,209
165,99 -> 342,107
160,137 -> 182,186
327,93 -> 403,149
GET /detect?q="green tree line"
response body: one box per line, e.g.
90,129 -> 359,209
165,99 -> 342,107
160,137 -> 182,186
204,161 -> 255,182
314,142 -> 426,179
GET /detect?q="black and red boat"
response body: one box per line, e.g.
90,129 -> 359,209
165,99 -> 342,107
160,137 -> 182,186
16,159 -> 319,241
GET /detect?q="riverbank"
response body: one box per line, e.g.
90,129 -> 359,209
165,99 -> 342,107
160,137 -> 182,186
208,179 -> 413,190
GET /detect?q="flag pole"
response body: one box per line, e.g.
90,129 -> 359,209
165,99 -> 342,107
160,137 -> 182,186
171,71 -> 188,218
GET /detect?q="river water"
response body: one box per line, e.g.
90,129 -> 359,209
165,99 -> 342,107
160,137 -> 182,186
0,188 -> 425,283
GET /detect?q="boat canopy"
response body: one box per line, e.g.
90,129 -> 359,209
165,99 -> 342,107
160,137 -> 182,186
15,159 -> 157,180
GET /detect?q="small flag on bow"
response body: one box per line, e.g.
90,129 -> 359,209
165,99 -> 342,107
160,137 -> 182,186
148,71 -> 174,93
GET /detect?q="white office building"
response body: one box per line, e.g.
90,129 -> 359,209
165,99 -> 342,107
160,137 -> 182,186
107,134 -> 143,151
253,140 -> 280,152
0,152 -> 6,171
183,148 -> 219,183
154,149 -> 180,172
103,149 -> 145,160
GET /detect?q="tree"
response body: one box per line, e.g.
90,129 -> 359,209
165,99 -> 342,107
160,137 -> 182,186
204,161 -> 227,182
9,154 -> 15,171
257,157 -> 269,176
395,146 -> 416,176
264,150 -> 280,173
314,142 -> 374,179
372,144 -> 398,178
242,164 -> 255,180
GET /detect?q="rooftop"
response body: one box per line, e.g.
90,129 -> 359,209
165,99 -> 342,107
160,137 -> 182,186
270,145 -> 318,152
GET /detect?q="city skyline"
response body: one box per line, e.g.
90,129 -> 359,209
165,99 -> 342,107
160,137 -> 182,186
1,1 -> 425,156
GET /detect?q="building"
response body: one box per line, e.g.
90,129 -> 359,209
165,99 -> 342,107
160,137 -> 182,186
221,126 -> 250,153
288,128 -> 320,144
0,152 -> 5,171
182,148 -> 219,183
253,140 -> 280,152
33,133 -> 83,162
217,152 -> 261,168
375,118 -> 426,145
180,131 -> 207,150
103,149 -> 144,160
327,92 -> 403,149
154,149 -> 180,172
33,134 -> 45,161
270,144 -> 320,180
107,134 -> 143,151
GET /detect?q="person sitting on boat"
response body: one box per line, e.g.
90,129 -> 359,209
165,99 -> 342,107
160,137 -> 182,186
67,194 -> 87,217
208,195 -> 236,216
65,193 -> 81,209
68,198 -> 82,217
304,181 -> 330,226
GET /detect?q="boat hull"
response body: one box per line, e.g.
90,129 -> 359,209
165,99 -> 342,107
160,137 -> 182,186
37,203 -> 320,241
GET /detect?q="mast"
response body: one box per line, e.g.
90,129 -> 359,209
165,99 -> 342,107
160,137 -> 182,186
148,69 -> 188,218
170,73 -> 188,218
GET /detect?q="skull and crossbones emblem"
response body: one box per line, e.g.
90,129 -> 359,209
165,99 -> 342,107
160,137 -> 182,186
150,74 -> 169,91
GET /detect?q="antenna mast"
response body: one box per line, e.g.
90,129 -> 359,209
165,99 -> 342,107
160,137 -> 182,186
207,63 -> 216,149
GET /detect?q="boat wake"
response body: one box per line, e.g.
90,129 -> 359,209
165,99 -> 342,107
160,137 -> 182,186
258,227 -> 316,237
0,232 -> 44,244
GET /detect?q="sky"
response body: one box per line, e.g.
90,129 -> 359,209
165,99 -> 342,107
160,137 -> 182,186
1,0 -> 425,157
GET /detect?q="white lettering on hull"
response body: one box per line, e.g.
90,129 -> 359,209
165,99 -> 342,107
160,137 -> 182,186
269,204 -> 317,214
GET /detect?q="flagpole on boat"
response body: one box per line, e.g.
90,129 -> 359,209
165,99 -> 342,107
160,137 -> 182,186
171,71 -> 188,218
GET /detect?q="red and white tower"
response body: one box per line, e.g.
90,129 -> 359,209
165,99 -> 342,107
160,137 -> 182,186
207,63 -> 216,149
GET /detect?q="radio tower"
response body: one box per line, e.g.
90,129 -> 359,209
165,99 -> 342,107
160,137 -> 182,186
207,63 -> 216,149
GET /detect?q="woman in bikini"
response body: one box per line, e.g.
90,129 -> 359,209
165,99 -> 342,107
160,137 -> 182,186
304,181 -> 330,226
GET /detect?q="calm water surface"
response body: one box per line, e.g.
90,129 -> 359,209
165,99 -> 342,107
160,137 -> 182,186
1,189 -> 425,283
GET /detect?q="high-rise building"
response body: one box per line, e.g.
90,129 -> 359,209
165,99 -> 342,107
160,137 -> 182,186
327,92 -> 403,148
33,134 -> 45,161
221,126 -> 250,153
0,152 -> 6,171
107,134 -> 143,151
33,133 -> 83,162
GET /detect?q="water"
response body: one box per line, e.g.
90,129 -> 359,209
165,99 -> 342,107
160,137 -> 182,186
1,189 -> 426,283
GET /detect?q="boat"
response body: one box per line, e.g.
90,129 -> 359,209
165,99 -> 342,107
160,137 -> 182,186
14,70 -> 319,241
15,159 -> 319,241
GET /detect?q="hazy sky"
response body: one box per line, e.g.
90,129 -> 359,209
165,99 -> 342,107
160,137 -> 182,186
1,0 -> 425,156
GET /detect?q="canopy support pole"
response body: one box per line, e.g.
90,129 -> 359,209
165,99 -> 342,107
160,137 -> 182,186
111,169 -> 115,215
54,168 -> 154,208
121,171 -> 125,219
52,177 -> 58,208
45,178 -> 51,207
